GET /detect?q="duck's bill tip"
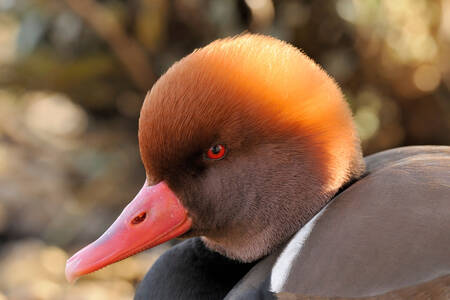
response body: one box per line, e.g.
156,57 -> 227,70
65,257 -> 81,283
64,181 -> 192,282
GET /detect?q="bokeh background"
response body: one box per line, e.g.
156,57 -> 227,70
0,0 -> 449,299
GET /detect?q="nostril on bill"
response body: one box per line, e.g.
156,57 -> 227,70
131,212 -> 147,225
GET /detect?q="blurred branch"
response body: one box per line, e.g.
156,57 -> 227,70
64,0 -> 154,91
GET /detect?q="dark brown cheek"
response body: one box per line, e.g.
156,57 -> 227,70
164,161 -> 205,190
188,160 -> 207,178
162,172 -> 208,232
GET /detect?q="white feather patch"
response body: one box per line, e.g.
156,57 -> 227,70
270,203 -> 330,292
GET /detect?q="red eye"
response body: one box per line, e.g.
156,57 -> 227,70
206,144 -> 226,160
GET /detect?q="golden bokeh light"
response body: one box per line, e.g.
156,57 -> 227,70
413,64 -> 442,92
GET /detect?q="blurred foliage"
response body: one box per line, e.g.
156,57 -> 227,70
0,0 -> 449,299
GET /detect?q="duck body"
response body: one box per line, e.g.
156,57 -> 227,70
64,35 -> 450,300
136,146 -> 450,299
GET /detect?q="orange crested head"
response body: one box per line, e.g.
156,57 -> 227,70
137,34 -> 364,261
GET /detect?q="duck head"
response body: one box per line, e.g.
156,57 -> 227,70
65,34 -> 364,282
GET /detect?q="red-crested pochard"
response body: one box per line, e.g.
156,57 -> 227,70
65,34 -> 450,299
